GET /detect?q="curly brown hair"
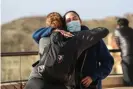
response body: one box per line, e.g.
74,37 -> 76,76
45,12 -> 64,28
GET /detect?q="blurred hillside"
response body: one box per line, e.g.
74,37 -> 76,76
1,14 -> 133,52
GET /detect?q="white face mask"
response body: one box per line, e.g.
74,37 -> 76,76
66,20 -> 81,32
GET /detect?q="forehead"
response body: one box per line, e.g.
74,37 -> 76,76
65,12 -> 79,19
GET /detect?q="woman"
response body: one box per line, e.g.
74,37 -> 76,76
64,11 -> 114,89
33,11 -> 114,89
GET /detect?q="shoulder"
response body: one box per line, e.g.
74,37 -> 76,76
81,25 -> 89,31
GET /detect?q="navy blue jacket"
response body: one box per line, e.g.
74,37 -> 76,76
32,26 -> 114,89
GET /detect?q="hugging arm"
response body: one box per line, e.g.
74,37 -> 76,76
32,27 -> 54,44
75,27 -> 109,57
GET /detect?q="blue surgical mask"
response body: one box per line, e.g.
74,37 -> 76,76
66,20 -> 81,32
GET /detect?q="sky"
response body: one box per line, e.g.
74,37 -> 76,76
1,0 -> 133,24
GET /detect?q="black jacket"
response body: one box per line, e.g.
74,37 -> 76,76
114,26 -> 133,56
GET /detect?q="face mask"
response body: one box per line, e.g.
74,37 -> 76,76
66,20 -> 81,32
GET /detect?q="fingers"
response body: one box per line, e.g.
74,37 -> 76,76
82,79 -> 89,85
81,76 -> 92,88
60,30 -> 74,37
81,77 -> 88,83
65,32 -> 74,37
53,29 -> 60,32
82,79 -> 90,88
84,82 -> 90,88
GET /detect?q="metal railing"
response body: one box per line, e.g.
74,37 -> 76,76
1,49 -> 121,84
1,49 -> 121,57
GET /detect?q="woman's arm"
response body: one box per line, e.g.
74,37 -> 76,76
76,27 -> 109,57
32,27 -> 73,44
32,27 -> 54,44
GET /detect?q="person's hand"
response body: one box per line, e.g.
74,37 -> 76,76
53,29 -> 61,32
53,29 -> 74,37
60,30 -> 74,37
81,76 -> 93,88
